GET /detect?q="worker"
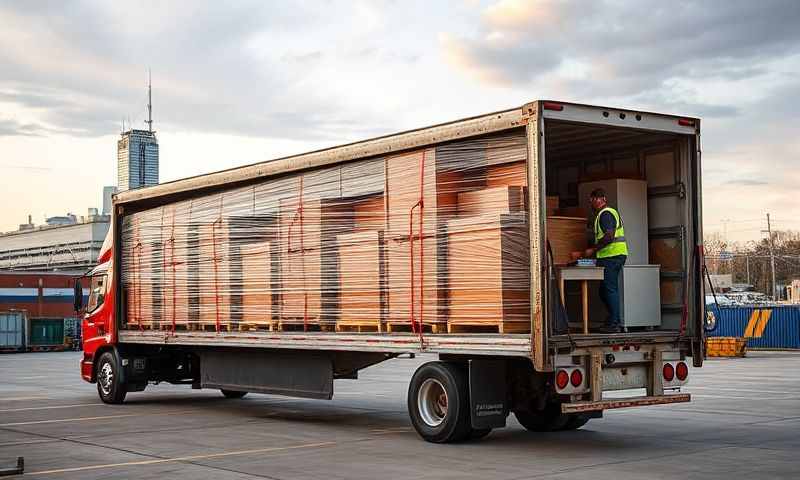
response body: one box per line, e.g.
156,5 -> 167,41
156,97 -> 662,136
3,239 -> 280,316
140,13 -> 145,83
584,188 -> 628,333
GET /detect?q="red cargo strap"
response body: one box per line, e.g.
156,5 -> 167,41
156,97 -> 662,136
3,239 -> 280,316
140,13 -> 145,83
409,150 -> 425,346
134,241 -> 143,331
168,206 -> 178,334
286,177 -> 308,331
160,207 -> 167,331
212,197 -> 224,333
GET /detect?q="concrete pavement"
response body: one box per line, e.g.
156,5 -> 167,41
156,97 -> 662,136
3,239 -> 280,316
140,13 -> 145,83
1,350 -> 798,479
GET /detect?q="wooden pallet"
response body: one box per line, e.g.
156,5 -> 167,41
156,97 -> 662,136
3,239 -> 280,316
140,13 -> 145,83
385,322 -> 444,334
336,323 -> 383,333
236,322 -> 277,332
446,322 -> 530,334
277,319 -> 335,332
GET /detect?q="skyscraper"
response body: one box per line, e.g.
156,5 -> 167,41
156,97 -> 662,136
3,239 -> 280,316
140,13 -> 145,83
117,129 -> 159,191
117,71 -> 159,192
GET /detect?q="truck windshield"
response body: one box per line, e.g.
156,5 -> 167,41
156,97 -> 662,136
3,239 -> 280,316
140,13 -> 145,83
87,275 -> 106,313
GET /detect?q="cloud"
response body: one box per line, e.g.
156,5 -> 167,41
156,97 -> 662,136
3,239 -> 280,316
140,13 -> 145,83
0,2 -> 400,140
0,118 -> 58,137
441,0 -> 800,99
724,179 -> 769,186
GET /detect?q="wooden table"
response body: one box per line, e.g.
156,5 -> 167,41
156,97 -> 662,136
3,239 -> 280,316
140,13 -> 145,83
557,266 -> 605,334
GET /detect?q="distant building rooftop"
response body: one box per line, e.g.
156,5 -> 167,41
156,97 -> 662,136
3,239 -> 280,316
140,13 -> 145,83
0,217 -> 110,271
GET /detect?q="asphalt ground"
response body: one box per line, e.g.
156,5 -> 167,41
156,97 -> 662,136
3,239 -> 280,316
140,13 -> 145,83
0,350 -> 798,479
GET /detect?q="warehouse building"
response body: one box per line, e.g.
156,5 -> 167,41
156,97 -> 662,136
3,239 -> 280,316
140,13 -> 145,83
0,213 -> 109,271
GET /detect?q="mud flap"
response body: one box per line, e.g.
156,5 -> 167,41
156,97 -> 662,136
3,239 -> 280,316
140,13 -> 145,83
468,359 -> 507,429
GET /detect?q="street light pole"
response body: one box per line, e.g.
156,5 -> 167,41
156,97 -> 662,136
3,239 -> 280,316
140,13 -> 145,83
766,213 -> 777,299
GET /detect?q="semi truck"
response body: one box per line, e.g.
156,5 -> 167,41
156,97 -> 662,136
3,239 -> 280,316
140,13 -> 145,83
74,100 -> 706,443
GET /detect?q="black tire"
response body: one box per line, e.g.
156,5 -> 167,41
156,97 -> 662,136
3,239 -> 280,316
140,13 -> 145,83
220,389 -> 248,399
469,428 -> 492,440
561,414 -> 591,430
96,351 -> 127,404
514,402 -> 569,432
408,361 -> 472,443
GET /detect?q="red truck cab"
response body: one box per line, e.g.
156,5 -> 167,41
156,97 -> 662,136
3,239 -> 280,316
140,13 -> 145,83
78,233 -> 115,383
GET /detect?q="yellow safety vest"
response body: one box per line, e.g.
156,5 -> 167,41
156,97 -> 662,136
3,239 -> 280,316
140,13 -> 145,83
594,207 -> 628,258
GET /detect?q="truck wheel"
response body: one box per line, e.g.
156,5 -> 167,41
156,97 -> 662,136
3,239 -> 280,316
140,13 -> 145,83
220,389 -> 248,399
96,351 -> 127,404
407,361 -> 472,443
514,403 -> 569,432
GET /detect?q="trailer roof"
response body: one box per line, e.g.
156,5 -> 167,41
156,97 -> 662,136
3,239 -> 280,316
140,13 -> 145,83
114,100 -> 698,207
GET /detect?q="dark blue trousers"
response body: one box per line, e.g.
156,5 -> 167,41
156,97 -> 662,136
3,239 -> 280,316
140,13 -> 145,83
596,255 -> 626,327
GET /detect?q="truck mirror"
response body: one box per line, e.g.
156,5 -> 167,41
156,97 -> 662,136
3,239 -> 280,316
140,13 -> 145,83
73,279 -> 84,312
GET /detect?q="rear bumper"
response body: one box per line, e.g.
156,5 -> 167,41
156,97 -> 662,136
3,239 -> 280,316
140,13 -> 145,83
561,393 -> 690,413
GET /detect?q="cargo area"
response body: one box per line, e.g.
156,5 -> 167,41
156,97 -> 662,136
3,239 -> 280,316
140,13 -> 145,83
543,117 -> 700,339
115,103 -> 701,351
119,129 -> 532,336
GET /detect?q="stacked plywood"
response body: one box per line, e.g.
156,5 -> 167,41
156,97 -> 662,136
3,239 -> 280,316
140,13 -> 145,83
336,231 -> 386,331
546,216 -> 588,265
277,197 -> 351,329
457,186 -> 527,216
239,241 -> 276,329
446,214 -> 530,333
486,161 -> 527,188
384,149 -> 448,332
198,222 -> 233,330
159,203 -> 190,329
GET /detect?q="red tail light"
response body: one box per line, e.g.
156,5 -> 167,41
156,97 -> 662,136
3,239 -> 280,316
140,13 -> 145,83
676,362 -> 688,381
570,369 -> 583,387
555,370 -> 570,389
543,102 -> 564,111
663,363 -> 675,381
678,118 -> 695,127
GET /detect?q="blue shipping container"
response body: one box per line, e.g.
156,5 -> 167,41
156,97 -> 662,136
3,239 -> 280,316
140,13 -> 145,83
708,305 -> 800,349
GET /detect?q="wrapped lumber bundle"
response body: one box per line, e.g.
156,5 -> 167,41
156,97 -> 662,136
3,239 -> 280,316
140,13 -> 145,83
336,231 -> 387,332
446,214 -> 530,333
239,241 -> 276,330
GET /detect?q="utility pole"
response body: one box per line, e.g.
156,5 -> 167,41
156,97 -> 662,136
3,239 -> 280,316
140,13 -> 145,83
745,254 -> 750,285
765,213 -> 777,299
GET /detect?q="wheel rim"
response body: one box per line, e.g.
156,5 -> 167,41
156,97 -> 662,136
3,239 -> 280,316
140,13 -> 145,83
418,378 -> 448,427
98,361 -> 113,396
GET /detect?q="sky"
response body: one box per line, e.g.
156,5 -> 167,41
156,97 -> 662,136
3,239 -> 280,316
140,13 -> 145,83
0,0 -> 799,242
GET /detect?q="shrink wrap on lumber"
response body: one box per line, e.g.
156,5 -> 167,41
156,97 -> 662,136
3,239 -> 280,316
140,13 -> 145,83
386,235 -> 444,331
486,161 -> 527,188
457,186 -> 527,216
446,214 -> 530,333
336,231 -> 386,330
239,241 -> 276,329
197,222 -> 233,329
